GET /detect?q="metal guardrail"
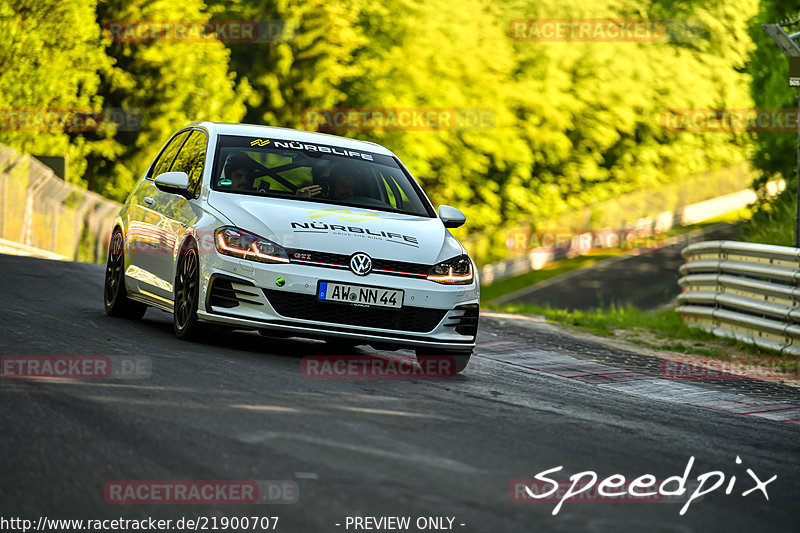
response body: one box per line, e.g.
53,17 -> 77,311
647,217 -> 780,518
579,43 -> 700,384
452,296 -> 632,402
677,240 -> 800,356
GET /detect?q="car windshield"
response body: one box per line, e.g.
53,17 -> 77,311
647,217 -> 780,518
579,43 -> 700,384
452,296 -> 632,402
210,134 -> 433,217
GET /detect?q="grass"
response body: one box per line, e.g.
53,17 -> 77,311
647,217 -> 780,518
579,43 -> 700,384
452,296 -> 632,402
489,302 -> 781,359
493,302 -> 702,338
740,186 -> 795,247
480,208 -> 783,359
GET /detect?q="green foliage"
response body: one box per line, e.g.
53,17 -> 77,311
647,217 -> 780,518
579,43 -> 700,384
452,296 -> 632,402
0,0 -> 110,182
486,0 -> 757,258
741,1 -> 800,246
493,301 -> 713,337
212,0 -> 366,129
747,0 -> 800,187
0,0 -> 768,255
84,0 -> 250,201
339,0 -> 525,242
740,179 -> 795,245
493,301 -> 784,357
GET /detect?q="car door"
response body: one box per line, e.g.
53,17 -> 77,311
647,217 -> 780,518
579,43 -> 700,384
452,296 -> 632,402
127,130 -> 190,302
147,129 -> 208,301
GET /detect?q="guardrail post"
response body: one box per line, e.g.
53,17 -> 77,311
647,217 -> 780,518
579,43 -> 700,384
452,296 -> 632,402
49,183 -> 72,255
94,202 -> 119,263
21,161 -> 49,247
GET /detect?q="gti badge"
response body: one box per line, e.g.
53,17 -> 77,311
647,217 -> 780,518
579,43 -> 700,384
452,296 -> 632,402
350,253 -> 372,276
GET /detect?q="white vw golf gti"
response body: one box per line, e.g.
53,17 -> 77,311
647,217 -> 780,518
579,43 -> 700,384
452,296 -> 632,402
104,123 -> 479,372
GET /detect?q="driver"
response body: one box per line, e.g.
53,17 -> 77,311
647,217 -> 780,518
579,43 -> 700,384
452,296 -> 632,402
222,154 -> 258,191
331,173 -> 356,200
221,152 -> 321,196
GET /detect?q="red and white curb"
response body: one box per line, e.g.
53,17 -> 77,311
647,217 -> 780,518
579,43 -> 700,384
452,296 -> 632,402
475,340 -> 800,426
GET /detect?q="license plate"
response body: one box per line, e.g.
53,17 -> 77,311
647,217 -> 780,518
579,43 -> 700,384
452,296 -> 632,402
317,281 -> 403,309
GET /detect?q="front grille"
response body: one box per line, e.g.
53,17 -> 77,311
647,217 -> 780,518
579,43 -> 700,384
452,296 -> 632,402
286,248 -> 429,277
263,289 -> 446,332
288,249 -> 350,266
372,258 -> 428,276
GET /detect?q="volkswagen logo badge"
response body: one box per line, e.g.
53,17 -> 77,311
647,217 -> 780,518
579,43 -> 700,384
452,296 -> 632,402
350,253 -> 372,276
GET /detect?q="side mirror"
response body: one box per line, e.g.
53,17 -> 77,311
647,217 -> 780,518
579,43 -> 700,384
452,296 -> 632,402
154,172 -> 192,199
438,205 -> 466,229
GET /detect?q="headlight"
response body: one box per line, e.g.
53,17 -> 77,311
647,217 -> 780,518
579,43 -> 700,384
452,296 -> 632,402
427,255 -> 473,284
214,226 -> 290,264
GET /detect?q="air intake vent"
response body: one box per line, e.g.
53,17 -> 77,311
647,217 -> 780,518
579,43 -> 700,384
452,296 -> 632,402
208,275 -> 263,309
443,304 -> 479,337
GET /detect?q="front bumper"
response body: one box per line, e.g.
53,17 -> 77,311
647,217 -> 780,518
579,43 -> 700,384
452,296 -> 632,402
197,254 -> 480,350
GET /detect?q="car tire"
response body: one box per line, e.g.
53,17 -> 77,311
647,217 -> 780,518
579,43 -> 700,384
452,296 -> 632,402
174,244 -> 203,341
415,349 -> 472,375
104,230 -> 147,319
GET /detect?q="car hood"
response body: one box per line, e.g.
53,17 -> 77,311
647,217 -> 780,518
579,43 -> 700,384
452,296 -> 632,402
207,191 -> 465,264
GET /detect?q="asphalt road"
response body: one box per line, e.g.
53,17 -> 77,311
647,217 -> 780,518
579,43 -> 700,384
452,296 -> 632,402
1,253 -> 798,533
496,223 -> 741,310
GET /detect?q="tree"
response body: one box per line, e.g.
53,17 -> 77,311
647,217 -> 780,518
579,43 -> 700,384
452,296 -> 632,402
0,0 -> 109,182
741,0 -> 800,246
211,0 -> 366,128
85,0 -> 249,201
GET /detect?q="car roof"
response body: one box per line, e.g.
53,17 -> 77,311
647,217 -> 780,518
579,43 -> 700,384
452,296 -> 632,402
188,121 -> 396,157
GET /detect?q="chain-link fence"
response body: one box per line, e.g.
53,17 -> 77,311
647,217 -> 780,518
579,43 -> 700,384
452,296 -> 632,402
0,145 -> 121,262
